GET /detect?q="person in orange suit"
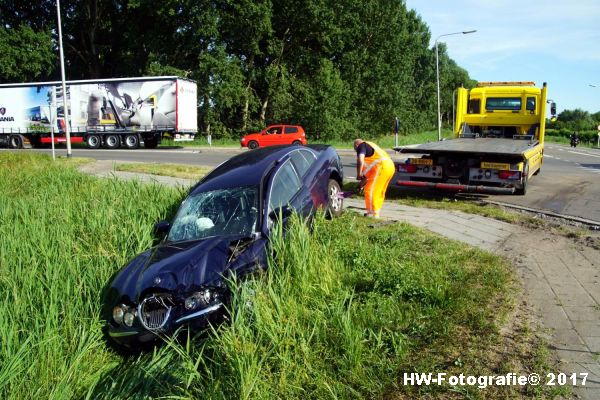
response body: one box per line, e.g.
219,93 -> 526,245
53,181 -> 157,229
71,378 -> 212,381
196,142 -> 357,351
354,138 -> 395,218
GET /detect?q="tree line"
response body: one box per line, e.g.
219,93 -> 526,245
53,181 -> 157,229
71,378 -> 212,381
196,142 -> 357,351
0,0 -> 474,141
547,108 -> 600,143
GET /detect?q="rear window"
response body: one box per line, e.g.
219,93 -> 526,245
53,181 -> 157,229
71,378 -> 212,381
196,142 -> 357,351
284,126 -> 298,134
486,98 -> 521,111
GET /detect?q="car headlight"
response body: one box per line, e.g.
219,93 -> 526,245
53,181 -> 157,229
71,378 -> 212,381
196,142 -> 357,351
184,296 -> 198,310
123,311 -> 136,327
112,304 -> 126,324
184,288 -> 219,311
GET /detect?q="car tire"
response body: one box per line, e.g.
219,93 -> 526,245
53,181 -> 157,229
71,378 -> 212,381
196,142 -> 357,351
124,134 -> 140,149
292,140 -> 302,146
86,134 -> 101,149
326,179 -> 343,218
104,134 -> 120,149
8,134 -> 24,149
248,140 -> 259,150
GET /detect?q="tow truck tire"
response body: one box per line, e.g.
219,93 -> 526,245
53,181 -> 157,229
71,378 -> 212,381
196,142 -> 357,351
516,165 -> 529,195
248,140 -> 259,150
86,134 -> 101,149
104,134 -> 120,149
8,134 -> 24,149
326,179 -> 343,218
124,134 -> 140,149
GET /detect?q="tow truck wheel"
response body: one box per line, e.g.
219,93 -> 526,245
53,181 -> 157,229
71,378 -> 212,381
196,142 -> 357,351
86,134 -> 101,149
516,164 -> 529,195
9,134 -> 24,149
104,134 -> 120,149
124,134 -> 139,149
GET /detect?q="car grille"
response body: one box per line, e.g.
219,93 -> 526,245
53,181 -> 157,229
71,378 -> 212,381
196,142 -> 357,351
138,294 -> 173,330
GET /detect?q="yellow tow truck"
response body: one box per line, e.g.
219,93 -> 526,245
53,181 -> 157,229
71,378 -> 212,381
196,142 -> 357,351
395,82 -> 557,195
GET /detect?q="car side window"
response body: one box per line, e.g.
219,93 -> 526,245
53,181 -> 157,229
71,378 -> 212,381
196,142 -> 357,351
269,160 -> 301,212
289,150 -> 315,178
284,126 -> 298,134
267,126 -> 283,134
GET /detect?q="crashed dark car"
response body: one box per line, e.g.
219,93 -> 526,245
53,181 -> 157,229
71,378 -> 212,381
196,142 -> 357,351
104,145 -> 344,349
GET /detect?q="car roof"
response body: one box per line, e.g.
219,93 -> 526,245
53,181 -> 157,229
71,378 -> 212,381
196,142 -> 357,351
189,145 -> 329,195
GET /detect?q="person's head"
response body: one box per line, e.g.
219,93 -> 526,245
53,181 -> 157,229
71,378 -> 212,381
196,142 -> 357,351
353,138 -> 364,150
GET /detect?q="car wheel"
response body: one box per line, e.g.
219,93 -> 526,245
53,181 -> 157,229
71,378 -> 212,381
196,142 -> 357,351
86,134 -> 101,149
104,134 -> 120,149
292,140 -> 302,146
248,140 -> 259,150
124,134 -> 140,149
326,179 -> 343,218
9,134 -> 24,149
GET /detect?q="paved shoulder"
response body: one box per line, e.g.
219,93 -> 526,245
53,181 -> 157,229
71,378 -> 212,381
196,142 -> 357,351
344,198 -> 600,399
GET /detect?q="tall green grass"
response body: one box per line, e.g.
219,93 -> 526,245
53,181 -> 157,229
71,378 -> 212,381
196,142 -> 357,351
1,153 -> 515,399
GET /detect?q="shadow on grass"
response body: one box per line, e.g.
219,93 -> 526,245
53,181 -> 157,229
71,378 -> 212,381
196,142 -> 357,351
343,181 -> 495,204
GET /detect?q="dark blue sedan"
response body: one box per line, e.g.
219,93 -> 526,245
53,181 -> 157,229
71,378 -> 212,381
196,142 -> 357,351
104,145 -> 344,349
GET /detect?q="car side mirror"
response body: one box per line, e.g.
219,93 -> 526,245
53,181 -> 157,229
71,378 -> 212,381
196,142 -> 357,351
154,220 -> 170,237
268,205 -> 293,221
550,102 -> 556,117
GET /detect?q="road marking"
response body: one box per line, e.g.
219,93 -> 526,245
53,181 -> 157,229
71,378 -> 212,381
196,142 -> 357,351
568,150 -> 600,158
545,154 -> 555,159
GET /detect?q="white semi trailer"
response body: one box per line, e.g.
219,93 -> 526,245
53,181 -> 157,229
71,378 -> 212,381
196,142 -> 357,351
0,76 -> 197,149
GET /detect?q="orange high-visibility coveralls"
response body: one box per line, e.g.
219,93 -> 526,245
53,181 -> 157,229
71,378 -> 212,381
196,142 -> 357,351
360,141 -> 395,218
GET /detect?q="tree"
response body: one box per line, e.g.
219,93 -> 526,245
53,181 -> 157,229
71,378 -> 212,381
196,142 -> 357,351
0,25 -> 56,82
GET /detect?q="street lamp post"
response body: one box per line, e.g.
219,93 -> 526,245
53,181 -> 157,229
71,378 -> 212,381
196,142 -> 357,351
589,85 -> 599,147
435,30 -> 476,141
56,0 -> 72,157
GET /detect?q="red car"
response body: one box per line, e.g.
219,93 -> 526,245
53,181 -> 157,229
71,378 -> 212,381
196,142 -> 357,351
240,125 -> 307,149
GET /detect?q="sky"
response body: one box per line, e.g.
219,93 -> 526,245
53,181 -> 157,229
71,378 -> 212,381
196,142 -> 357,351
405,0 -> 600,114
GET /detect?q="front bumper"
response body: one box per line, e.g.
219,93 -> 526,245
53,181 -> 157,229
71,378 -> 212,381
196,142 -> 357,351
107,302 -> 224,348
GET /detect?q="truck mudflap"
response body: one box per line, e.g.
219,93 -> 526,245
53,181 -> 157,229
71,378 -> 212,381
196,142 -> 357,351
396,180 -> 516,195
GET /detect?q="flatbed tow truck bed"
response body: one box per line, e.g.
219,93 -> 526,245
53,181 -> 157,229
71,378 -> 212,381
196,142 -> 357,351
395,137 -> 540,159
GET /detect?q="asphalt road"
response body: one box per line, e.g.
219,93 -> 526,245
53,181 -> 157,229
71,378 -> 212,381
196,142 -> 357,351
5,142 -> 600,222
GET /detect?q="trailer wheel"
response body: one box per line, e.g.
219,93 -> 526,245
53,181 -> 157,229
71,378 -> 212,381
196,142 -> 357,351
144,137 -> 158,149
124,134 -> 140,149
9,135 -> 24,149
248,140 -> 259,149
104,134 -> 120,149
86,134 -> 101,149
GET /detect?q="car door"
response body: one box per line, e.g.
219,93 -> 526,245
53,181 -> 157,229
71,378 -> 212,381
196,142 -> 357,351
289,149 -> 322,213
263,125 -> 284,146
265,158 -> 308,229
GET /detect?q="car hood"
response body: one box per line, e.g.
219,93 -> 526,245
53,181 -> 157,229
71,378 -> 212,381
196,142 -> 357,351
110,236 -> 242,302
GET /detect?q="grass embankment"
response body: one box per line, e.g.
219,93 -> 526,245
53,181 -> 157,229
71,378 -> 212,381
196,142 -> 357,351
115,162 -> 212,180
545,135 -> 599,149
0,153 -> 560,399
